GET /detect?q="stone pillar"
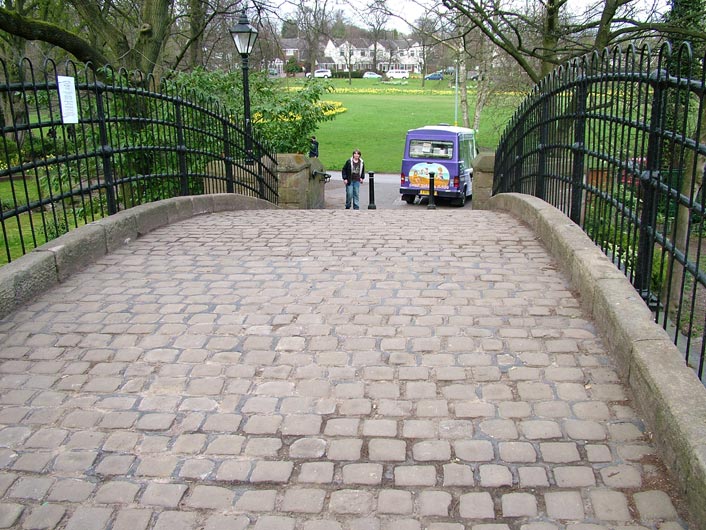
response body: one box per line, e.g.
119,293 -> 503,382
472,152 -> 495,210
276,153 -> 326,209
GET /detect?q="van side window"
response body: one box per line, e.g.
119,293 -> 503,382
409,140 -> 453,159
457,135 -> 477,166
459,140 -> 470,165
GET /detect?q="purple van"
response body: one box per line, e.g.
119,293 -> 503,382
400,125 -> 478,206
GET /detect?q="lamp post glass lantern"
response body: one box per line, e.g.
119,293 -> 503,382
230,6 -> 258,163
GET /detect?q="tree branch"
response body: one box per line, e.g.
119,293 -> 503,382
0,7 -> 112,67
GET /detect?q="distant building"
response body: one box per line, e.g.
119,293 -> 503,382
275,36 -> 424,75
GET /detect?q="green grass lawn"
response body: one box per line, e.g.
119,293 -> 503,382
293,77 -> 523,173
0,178 -> 95,265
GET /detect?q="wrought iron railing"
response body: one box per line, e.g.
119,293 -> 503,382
0,58 -> 277,264
495,43 -> 706,381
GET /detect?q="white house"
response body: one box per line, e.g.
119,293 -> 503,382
322,38 -> 424,74
277,36 -> 425,75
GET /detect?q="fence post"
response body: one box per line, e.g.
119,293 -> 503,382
570,75 -> 588,224
258,161 -> 265,199
94,83 -> 117,215
537,97 -> 549,201
223,121 -> 234,194
634,69 -> 666,300
513,139 -> 524,194
174,102 -> 189,196
428,171 -> 436,210
367,171 -> 376,209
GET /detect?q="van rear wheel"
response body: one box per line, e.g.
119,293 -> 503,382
403,195 -> 416,204
453,193 -> 466,207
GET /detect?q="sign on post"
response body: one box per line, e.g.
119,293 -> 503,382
57,76 -> 79,124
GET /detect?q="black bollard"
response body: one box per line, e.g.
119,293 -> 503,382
367,171 -> 377,209
427,171 -> 436,210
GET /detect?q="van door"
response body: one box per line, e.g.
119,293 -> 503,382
400,126 -> 476,206
403,138 -> 455,195
459,133 -> 478,197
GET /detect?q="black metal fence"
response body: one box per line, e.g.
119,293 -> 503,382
495,43 -> 706,381
0,58 -> 277,264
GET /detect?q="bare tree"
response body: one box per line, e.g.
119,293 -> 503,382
0,0 -> 249,75
170,0 -> 246,72
188,0 -> 207,67
363,0 -> 389,72
414,14 -> 440,85
438,0 -> 697,84
338,37 -> 359,83
291,0 -> 334,73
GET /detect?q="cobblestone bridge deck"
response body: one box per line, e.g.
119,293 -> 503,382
0,204 -> 696,530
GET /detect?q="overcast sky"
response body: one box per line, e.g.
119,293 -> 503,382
282,0 -> 669,37
367,0 -> 429,33
340,0 -> 669,33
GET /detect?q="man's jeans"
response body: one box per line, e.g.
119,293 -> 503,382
345,180 -> 361,209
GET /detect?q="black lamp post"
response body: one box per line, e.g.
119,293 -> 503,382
229,5 -> 258,163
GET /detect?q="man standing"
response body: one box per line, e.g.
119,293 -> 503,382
342,149 -> 365,210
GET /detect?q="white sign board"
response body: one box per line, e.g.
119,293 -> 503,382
57,76 -> 79,124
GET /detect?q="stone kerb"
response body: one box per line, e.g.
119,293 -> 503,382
489,191 -> 706,529
0,193 -> 277,320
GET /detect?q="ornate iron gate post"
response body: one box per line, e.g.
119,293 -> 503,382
570,73 -> 588,225
94,82 -> 118,215
635,69 -> 667,300
223,120 -> 234,194
175,102 -> 189,196
537,97 -> 549,201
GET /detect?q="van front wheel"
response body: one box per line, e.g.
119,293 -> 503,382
403,195 -> 416,204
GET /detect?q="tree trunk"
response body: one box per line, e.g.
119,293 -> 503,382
188,0 -> 205,68
540,0 -> 560,78
458,50 -> 470,128
132,0 -> 171,76
666,105 -> 706,320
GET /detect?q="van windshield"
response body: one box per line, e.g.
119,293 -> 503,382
409,140 -> 453,159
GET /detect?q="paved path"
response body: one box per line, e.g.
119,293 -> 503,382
0,207 -> 692,529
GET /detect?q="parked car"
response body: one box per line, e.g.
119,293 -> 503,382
425,71 -> 443,80
306,68 -> 332,78
362,71 -> 382,79
386,69 -> 410,79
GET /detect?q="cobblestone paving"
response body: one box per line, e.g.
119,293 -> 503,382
0,209 -> 692,529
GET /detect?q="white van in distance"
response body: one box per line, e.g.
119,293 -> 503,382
386,69 -> 410,79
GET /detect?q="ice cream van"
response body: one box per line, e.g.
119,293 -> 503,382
400,125 -> 478,206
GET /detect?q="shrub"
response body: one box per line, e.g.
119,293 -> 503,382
332,71 -> 363,79
167,68 -> 339,154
